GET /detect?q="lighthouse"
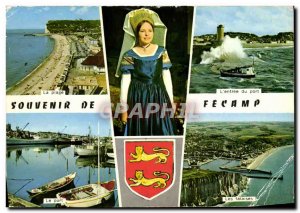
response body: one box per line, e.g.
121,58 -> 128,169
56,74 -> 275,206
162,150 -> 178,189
217,24 -> 224,44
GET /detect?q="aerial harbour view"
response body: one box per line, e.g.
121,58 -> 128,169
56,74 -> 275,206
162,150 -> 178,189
6,7 -> 107,95
181,113 -> 294,207
6,113 -> 117,208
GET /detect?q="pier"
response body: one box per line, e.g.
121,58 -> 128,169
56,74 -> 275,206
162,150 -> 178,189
8,193 -> 41,208
219,166 -> 272,175
245,175 -> 283,180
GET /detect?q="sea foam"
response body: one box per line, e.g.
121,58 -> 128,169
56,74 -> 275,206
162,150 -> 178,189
201,36 -> 248,64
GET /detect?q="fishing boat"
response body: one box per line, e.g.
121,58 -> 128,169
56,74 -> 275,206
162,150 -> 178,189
106,152 -> 115,159
74,144 -> 98,157
56,180 -> 115,207
27,172 -> 76,197
7,122 -> 55,145
57,122 -> 115,208
103,159 -> 115,167
220,65 -> 255,78
7,137 -> 55,145
74,125 -> 98,156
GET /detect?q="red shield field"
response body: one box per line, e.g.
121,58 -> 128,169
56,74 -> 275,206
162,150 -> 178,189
125,140 -> 175,200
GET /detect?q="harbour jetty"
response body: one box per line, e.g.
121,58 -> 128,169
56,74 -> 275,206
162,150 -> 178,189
219,166 -> 272,175
245,175 -> 283,180
8,193 -> 41,208
24,33 -> 50,37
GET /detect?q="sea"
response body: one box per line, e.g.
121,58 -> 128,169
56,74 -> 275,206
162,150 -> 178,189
227,145 -> 295,207
190,45 -> 294,93
202,146 -> 294,207
6,145 -> 118,208
200,159 -> 241,171
6,29 -> 54,89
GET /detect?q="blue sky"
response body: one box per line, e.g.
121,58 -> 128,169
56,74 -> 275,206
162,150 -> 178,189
6,113 -> 111,136
6,6 -> 100,29
195,6 -> 294,36
188,113 -> 294,123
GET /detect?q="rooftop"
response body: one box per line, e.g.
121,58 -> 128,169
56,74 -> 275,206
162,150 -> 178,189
81,51 -> 104,67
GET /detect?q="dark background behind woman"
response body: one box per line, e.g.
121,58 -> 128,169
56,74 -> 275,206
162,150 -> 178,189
102,6 -> 193,135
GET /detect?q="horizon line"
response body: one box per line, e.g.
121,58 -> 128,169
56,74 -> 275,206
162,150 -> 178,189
195,31 -> 294,37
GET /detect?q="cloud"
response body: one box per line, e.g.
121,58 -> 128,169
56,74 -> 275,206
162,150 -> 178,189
6,7 -> 17,19
32,7 -> 50,14
70,7 -> 76,12
69,6 -> 89,15
75,7 -> 89,15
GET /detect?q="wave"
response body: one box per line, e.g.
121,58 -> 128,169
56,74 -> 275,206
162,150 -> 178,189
200,36 -> 248,64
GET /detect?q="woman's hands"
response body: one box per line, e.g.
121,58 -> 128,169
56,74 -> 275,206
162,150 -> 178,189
120,74 -> 131,125
121,112 -> 128,124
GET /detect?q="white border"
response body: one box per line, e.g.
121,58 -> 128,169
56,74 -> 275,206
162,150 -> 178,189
177,5 -> 196,207
99,6 -> 122,208
123,138 -> 176,200
99,7 -> 111,100
2,2 -> 299,213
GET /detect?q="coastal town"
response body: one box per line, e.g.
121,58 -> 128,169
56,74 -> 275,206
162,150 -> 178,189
184,122 -> 294,168
7,20 -> 107,95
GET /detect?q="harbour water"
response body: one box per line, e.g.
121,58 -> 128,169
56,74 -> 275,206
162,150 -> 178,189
200,159 -> 241,171
190,47 -> 294,93
6,29 -> 54,89
222,146 -> 294,207
6,145 -> 117,208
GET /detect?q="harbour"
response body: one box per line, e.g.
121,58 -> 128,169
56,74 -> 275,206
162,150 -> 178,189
6,113 -> 116,208
224,146 -> 294,207
182,121 -> 294,207
6,145 -> 117,208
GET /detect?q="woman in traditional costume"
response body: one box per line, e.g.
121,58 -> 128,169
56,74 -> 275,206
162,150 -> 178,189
116,8 -> 176,136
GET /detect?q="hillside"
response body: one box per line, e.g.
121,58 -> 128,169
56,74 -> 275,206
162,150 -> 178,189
195,32 -> 294,43
46,20 -> 101,34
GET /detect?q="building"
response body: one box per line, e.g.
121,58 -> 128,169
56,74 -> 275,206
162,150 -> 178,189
79,51 -> 105,73
65,75 -> 106,95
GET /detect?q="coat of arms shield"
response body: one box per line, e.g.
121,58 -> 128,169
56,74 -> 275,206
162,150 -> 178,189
124,140 -> 175,200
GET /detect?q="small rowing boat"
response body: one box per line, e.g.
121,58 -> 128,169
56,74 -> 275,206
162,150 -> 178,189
56,180 -> 115,207
27,172 -> 76,197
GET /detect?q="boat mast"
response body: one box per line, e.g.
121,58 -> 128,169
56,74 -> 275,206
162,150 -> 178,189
88,125 -> 91,144
97,121 -> 100,185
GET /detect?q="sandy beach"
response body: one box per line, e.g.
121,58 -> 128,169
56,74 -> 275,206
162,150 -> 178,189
247,145 -> 293,169
7,34 -> 70,95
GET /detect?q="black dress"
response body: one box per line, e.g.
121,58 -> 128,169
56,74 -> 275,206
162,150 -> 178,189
120,46 -> 175,136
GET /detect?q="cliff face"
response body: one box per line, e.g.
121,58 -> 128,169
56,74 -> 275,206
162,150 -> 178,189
181,171 -> 248,207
